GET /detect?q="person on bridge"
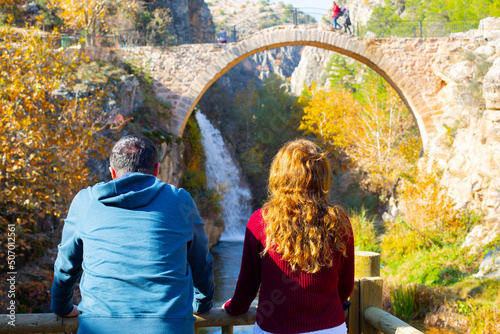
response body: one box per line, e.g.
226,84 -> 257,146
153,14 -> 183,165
50,134 -> 214,334
224,139 -> 355,334
332,2 -> 342,30
218,27 -> 228,43
342,8 -> 352,34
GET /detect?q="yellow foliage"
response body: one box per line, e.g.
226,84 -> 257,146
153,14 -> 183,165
382,164 -> 462,258
47,0 -> 124,42
299,81 -> 420,197
0,26 -> 122,225
299,82 -> 356,149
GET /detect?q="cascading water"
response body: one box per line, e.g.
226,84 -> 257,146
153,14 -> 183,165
195,111 -> 252,241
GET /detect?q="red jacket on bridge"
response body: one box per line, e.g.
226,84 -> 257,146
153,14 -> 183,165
332,2 -> 341,18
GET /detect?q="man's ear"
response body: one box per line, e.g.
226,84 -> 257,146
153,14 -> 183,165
153,163 -> 160,177
109,167 -> 118,180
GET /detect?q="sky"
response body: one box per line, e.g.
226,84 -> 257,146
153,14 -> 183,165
241,0 -> 334,22
274,0 -> 333,10
242,0 -> 333,10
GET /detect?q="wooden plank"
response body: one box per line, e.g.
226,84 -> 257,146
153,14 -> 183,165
0,313 -> 78,333
348,279 -> 360,334
360,277 -> 383,334
364,307 -> 424,334
193,306 -> 256,328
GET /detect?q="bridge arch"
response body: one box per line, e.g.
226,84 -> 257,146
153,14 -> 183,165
177,26 -> 436,150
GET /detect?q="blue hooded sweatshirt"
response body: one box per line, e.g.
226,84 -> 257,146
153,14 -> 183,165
51,173 -> 214,334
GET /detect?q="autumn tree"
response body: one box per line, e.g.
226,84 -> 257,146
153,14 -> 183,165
299,64 -> 420,198
0,0 -> 23,24
0,27 -> 122,266
47,0 -> 123,45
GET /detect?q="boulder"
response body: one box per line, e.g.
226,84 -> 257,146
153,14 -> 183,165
462,222 -> 500,253
479,17 -> 500,32
475,45 -> 496,58
473,247 -> 500,279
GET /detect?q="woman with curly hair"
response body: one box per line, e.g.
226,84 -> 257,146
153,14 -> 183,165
224,139 -> 354,334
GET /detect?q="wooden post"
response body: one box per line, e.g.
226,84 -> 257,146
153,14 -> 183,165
360,277 -> 383,334
355,251 -> 380,279
348,279 -> 360,334
221,325 -> 233,334
353,251 -> 382,334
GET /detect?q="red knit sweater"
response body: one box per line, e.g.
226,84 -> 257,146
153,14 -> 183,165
224,209 -> 355,333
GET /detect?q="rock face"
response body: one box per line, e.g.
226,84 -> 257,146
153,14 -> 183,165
187,0 -> 216,42
290,47 -> 335,96
117,75 -> 144,117
213,46 -> 302,93
250,46 -> 302,82
203,217 -> 225,248
484,58 -> 500,109
158,140 -> 185,186
342,0 -> 383,27
156,0 -> 215,43
427,18 -> 500,250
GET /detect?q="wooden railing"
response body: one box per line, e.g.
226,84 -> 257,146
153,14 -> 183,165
0,252 -> 425,334
0,307 -> 257,334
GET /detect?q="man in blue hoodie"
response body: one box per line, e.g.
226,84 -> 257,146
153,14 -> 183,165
51,135 -> 215,333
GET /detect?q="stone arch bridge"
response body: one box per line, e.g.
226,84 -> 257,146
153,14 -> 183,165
118,25 -> 483,151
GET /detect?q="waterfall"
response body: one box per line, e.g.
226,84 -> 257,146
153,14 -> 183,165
195,111 -> 252,241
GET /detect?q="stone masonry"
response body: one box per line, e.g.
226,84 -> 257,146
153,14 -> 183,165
121,25 -> 484,152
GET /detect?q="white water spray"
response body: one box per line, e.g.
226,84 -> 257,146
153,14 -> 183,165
195,111 -> 252,241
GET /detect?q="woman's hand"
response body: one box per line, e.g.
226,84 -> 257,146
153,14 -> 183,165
223,299 -> 232,310
64,305 -> 80,317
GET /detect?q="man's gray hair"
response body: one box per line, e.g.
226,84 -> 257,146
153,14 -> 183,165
110,135 -> 158,175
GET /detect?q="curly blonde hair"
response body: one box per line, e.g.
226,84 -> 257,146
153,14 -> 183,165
262,139 -> 350,274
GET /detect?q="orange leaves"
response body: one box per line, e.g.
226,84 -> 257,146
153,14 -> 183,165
0,26 -> 119,226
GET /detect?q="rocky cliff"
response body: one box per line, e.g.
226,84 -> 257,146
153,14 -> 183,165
290,47 -> 335,96
429,18 -> 500,252
155,0 -> 215,42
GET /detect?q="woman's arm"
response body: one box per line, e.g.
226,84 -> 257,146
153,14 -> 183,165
338,218 -> 355,304
224,211 -> 263,315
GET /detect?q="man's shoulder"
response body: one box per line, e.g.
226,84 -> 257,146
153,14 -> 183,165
161,184 -> 194,202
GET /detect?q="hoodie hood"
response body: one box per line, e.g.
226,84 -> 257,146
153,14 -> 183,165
91,173 -> 165,209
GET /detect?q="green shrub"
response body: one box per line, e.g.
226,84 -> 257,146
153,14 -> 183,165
349,206 -> 380,252
457,299 -> 500,333
390,284 -> 437,320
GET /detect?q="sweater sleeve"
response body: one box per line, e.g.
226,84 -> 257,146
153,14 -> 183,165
224,210 -> 263,316
183,190 -> 215,314
338,215 -> 355,304
51,192 -> 84,316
